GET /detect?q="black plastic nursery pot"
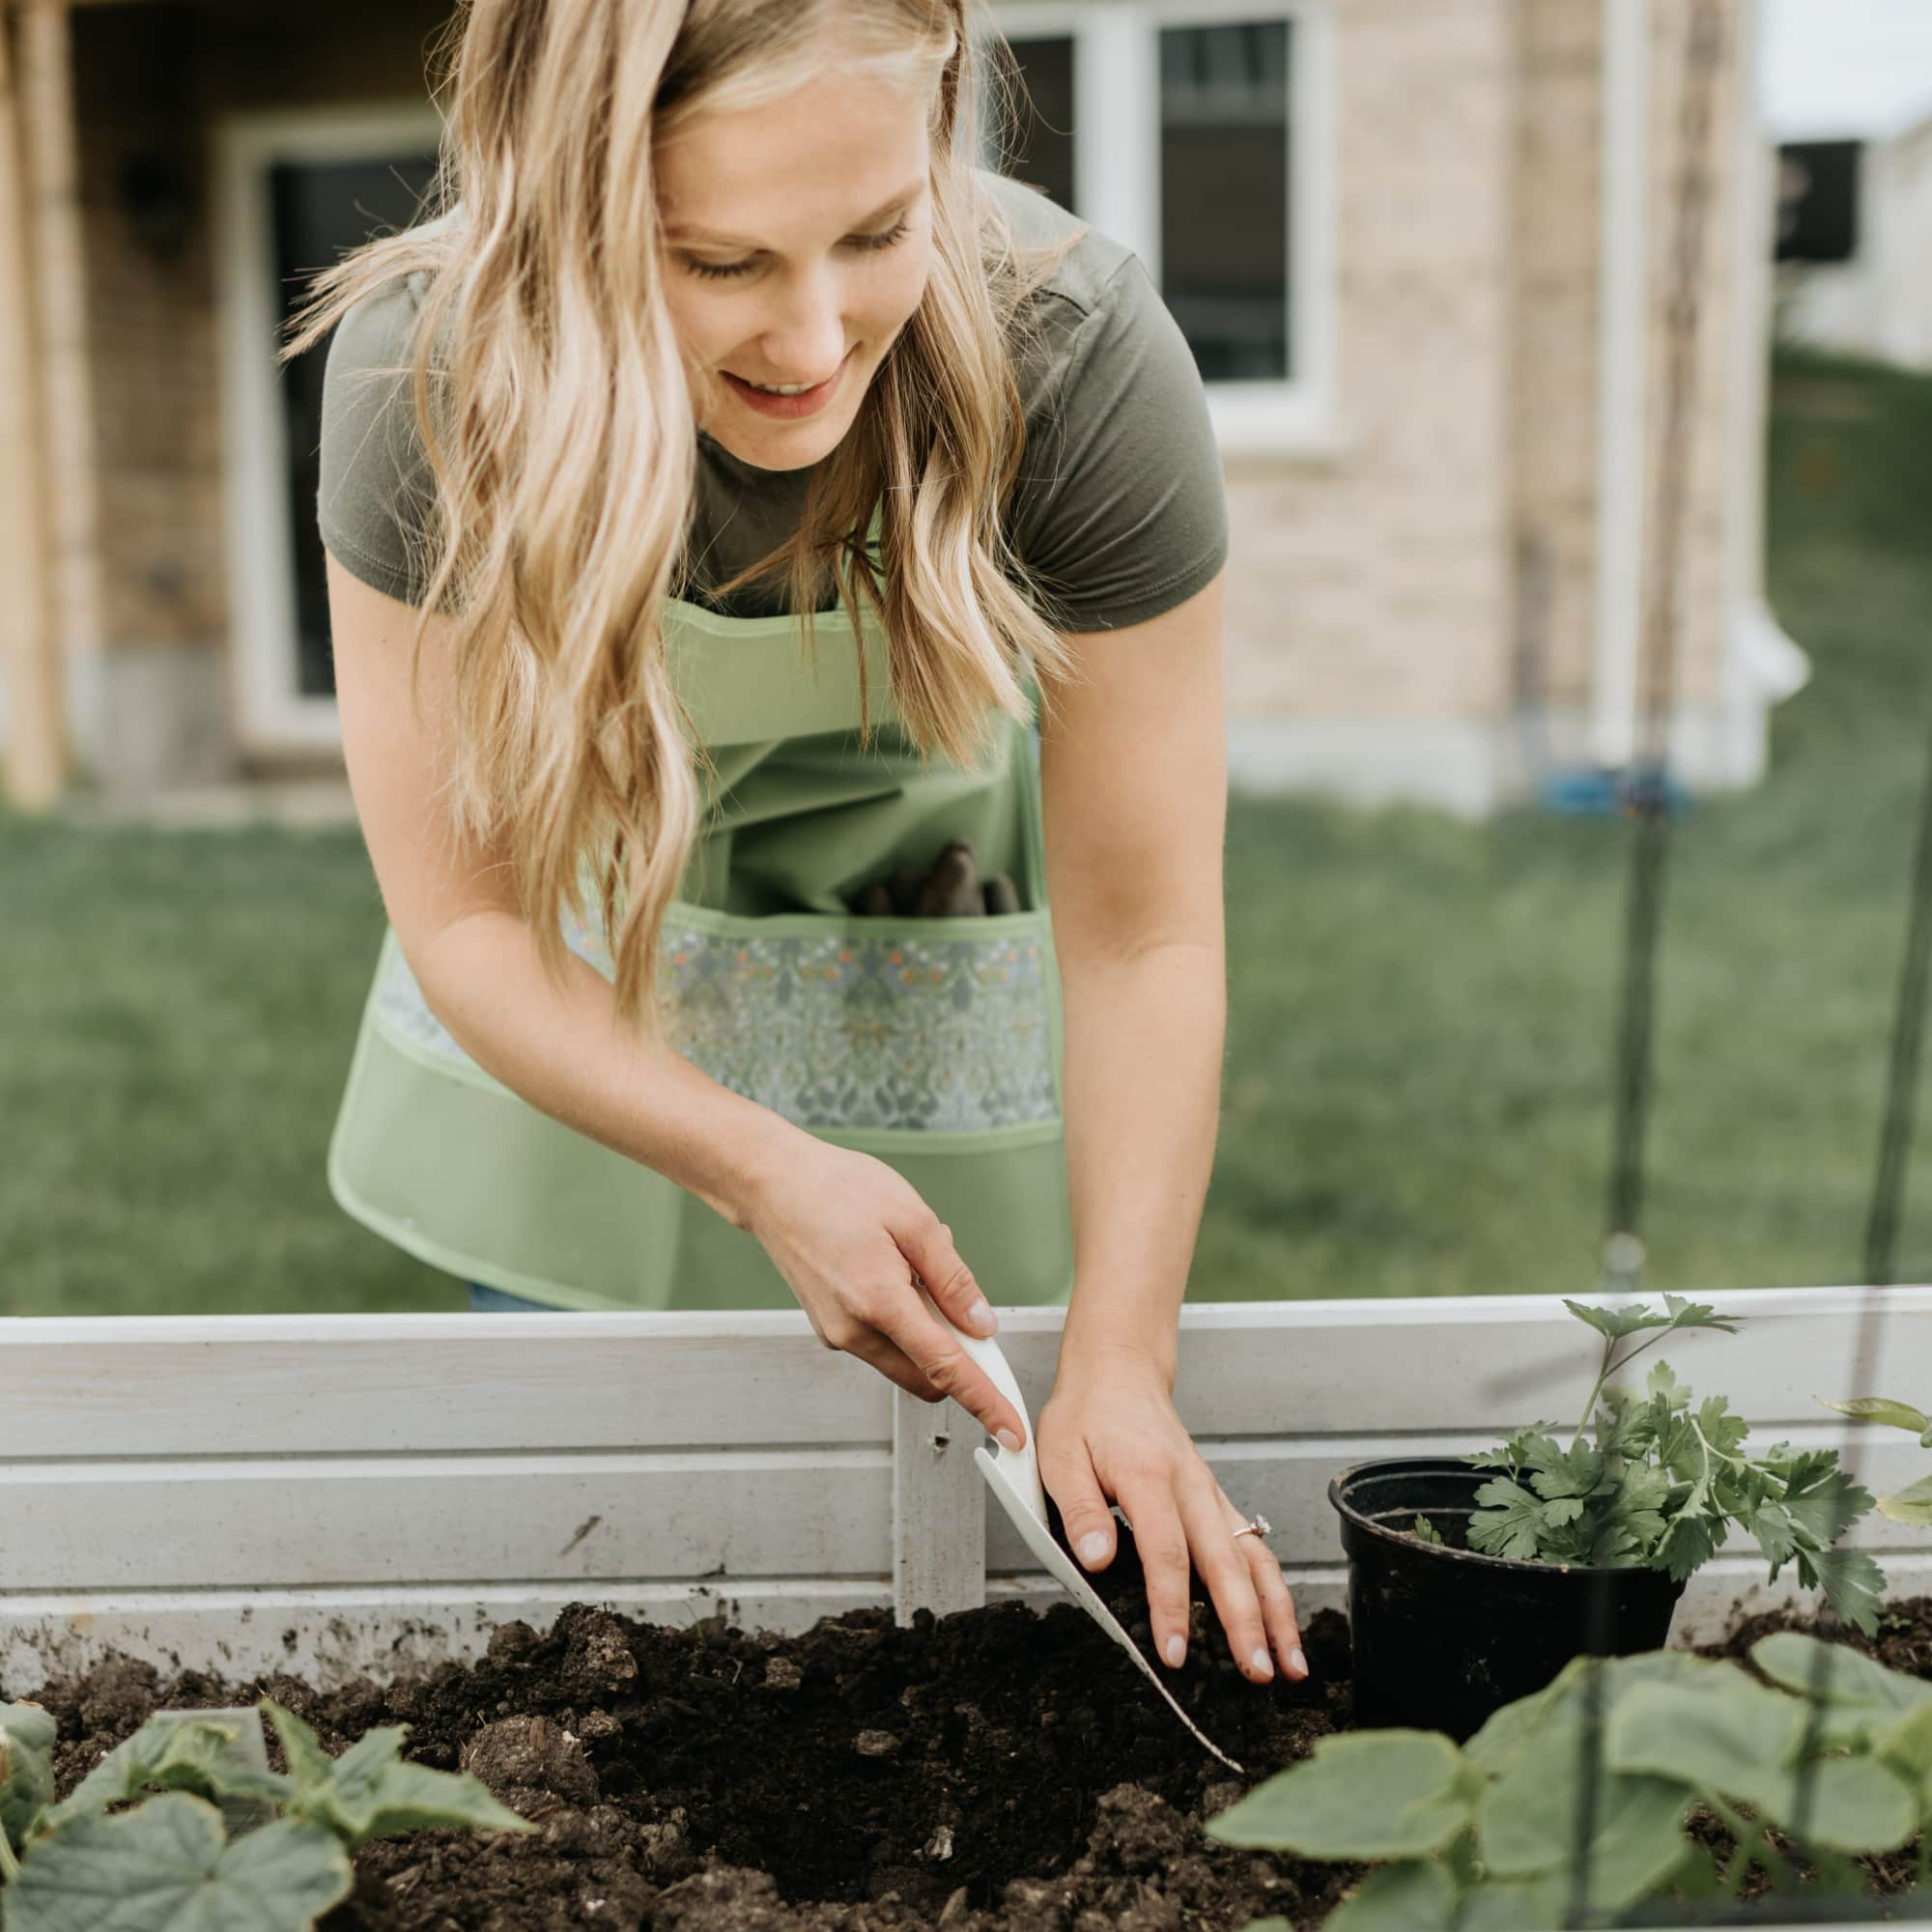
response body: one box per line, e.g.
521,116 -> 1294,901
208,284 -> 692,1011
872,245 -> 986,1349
1329,1458 -> 1688,1742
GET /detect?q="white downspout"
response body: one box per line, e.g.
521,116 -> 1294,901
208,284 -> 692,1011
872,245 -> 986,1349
1720,0 -> 1809,785
1591,0 -> 1650,771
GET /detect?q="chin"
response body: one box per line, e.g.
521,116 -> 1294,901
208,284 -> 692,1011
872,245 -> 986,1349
708,408 -> 857,473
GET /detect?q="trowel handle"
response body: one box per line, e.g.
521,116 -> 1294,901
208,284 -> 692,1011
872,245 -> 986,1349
915,1288 -> 1046,1518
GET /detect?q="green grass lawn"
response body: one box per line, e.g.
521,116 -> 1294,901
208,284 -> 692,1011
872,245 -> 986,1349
7,351 -> 1932,1316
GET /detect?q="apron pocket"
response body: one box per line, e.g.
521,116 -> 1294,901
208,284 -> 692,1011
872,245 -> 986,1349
371,900 -> 1065,1138
657,901 -> 1063,1137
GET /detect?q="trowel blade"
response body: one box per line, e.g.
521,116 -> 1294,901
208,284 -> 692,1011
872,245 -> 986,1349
976,1448 -> 1244,1775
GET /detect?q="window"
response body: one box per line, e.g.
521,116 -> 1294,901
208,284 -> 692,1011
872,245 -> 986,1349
214,104 -> 442,753
986,1 -> 1334,451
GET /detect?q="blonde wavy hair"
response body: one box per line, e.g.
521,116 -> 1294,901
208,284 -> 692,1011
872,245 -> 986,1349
282,0 -> 1078,1025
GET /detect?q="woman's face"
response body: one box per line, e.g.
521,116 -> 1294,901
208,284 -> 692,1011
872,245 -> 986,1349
657,66 -> 937,471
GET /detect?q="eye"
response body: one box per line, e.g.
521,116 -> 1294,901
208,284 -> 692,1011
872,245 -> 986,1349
678,217 -> 913,283
684,255 -> 757,282
852,217 -> 911,254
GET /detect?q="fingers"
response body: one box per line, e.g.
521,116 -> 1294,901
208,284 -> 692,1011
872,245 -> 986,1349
1116,1472 -> 1196,1671
1242,1530 -> 1308,1681
1178,1471 -> 1278,1685
885,1213 -> 1025,1453
893,1208 -> 998,1341
1041,1437 -> 1119,1573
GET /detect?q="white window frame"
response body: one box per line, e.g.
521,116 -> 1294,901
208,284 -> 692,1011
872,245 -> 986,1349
988,0 -> 1338,455
212,103 -> 443,756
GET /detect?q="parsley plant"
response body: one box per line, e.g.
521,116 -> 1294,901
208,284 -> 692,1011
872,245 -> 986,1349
1460,1295 -> 1888,1634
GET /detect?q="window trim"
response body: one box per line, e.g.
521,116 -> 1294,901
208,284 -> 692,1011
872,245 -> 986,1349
988,0 -> 1338,456
212,102 -> 444,755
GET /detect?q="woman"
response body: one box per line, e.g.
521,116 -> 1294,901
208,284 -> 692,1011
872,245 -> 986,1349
293,0 -> 1306,1690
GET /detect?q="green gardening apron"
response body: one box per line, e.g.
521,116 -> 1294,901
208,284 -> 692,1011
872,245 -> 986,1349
327,555 -> 1076,1312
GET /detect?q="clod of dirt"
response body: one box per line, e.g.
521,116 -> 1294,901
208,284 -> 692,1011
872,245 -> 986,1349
855,1729 -> 900,1757
557,1606 -> 639,1696
1080,1784 -> 1190,1879
763,1656 -> 805,1691
77,1655 -> 158,1735
460,1714 -> 599,1811
486,1621 -> 540,1666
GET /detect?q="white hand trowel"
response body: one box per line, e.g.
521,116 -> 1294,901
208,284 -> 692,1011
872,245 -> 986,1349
927,1294 -> 1244,1775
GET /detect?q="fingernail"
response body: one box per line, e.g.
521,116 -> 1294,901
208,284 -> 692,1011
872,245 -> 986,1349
1250,1647 -> 1274,1679
1164,1634 -> 1185,1667
966,1297 -> 997,1335
1078,1532 -> 1109,1566
995,1428 -> 1023,1454
1290,1646 -> 1308,1678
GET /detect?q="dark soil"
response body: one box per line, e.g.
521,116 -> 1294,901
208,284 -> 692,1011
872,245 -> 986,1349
13,1536 -> 1355,1932
15,1578 -> 1931,1930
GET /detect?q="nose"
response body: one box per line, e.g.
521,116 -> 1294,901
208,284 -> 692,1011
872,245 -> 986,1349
754,263 -> 847,384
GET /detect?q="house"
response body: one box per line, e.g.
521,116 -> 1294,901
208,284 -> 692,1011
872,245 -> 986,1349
1775,103 -> 1932,373
1,0 -> 1798,816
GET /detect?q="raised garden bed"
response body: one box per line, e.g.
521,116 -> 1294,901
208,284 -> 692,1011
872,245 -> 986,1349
5,1289 -> 1930,1929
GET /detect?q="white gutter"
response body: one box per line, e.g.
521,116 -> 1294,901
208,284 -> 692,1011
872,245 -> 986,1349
1720,0 -> 1809,783
1591,0 -> 1650,770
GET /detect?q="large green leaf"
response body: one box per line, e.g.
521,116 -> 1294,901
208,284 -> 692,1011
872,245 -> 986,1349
1456,1876 -> 1568,1931
265,1703 -> 529,1850
1476,1714 -> 1690,1910
1,1704 -> 57,1853
1877,1474 -> 1932,1526
42,1718 -> 290,1833
3,1793 -> 351,1932
1819,1397 -> 1929,1435
1326,1860 -> 1458,1932
1607,1674 -> 1918,1852
1750,1631 -> 1932,1725
1206,1731 -> 1476,1861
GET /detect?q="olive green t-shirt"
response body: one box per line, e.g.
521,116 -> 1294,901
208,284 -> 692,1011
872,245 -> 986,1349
316,170 -> 1227,633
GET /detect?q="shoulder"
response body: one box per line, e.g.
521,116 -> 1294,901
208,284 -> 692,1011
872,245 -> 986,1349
978,174 -> 1228,633
976,170 -> 1182,436
317,249 -> 453,606
978,167 -> 1138,324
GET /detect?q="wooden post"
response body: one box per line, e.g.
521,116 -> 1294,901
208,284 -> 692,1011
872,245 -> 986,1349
0,3 -> 67,806
891,1388 -> 987,1624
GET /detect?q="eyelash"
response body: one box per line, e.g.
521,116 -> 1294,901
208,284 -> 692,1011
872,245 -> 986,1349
683,217 -> 912,282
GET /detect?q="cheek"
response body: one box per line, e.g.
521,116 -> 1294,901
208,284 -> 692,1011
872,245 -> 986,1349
864,245 -> 932,348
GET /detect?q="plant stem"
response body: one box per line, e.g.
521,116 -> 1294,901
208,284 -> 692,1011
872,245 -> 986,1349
1571,1336 -> 1619,1453
0,1826 -> 21,1885
1705,1796 -> 1782,1899
1570,1328 -> 1679,1453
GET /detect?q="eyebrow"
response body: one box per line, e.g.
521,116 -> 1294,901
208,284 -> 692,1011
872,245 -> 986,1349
665,183 -> 923,250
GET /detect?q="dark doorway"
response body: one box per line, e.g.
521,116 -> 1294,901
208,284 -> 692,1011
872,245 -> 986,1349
270,152 -> 440,697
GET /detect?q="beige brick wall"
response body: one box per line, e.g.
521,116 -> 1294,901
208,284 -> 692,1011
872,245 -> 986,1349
1226,0 -> 1754,752
1512,0 -> 1605,711
73,4 -> 222,653
1223,0 -> 1520,724
72,0 -> 446,661
1634,0 -> 1748,718
53,0 -> 1761,794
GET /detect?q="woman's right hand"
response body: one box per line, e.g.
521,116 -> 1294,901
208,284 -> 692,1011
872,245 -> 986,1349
741,1133 -> 1030,1452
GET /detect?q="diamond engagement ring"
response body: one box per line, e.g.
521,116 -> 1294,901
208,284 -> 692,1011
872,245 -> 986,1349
1233,1513 -> 1271,1543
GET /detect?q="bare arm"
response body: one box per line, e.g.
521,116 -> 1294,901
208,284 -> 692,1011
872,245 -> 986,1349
1032,569 -> 1308,1686
329,553 -> 786,1224
327,554 -> 1026,1443
1039,572 -> 1229,1385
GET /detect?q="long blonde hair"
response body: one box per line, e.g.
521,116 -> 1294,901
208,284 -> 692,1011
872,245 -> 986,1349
283,0 -> 1076,1024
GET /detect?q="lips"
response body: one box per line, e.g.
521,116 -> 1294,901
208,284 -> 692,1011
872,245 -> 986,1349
720,349 -> 853,421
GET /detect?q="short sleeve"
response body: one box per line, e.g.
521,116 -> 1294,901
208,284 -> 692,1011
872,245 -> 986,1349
1005,255 -> 1229,633
316,276 -> 443,608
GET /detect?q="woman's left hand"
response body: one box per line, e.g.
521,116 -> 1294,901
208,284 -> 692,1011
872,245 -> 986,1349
1036,1349 -> 1309,1686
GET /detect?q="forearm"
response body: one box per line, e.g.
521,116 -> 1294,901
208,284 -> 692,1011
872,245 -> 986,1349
1055,936 -> 1227,1386
409,907 -> 802,1228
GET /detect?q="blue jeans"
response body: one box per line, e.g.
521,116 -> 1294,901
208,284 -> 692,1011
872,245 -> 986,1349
466,1283 -> 552,1312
